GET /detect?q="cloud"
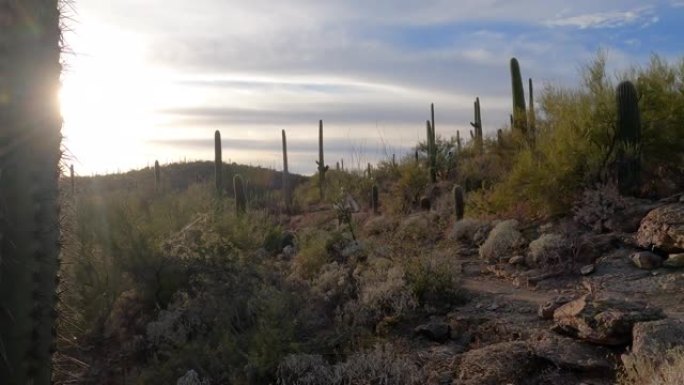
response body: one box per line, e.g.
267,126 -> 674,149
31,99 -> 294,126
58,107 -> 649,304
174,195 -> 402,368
545,7 -> 657,29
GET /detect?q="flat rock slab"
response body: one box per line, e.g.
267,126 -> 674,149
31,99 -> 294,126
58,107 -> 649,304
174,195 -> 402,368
552,295 -> 665,346
531,334 -> 615,374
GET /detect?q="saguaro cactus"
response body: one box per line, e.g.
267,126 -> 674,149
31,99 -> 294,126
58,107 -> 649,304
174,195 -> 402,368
528,78 -> 536,142
456,130 -> 462,153
453,185 -> 465,221
469,97 -> 483,153
214,130 -> 223,196
0,1 -> 62,384
371,184 -> 379,214
234,174 -> 247,215
510,57 -> 527,136
281,129 -> 292,212
70,164 -> 75,195
615,80 -> 642,195
154,160 -> 161,192
426,108 -> 437,183
315,120 -> 329,200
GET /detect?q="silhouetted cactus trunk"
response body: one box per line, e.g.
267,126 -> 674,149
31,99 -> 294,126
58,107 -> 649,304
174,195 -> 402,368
315,120 -> 328,200
281,129 -> 291,212
0,1 -> 62,384
70,164 -> 75,196
234,174 -> 246,215
371,184 -> 379,214
154,160 -> 161,193
214,130 -> 223,196
453,185 -> 465,221
469,97 -> 483,154
426,116 -> 437,183
510,58 -> 527,136
528,78 -> 536,146
615,81 -> 642,195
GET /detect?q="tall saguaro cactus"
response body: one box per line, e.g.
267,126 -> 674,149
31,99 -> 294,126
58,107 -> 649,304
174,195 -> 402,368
214,130 -> 223,196
469,97 -> 484,154
281,129 -> 292,212
154,160 -> 161,193
0,1 -> 62,384
371,184 -> 379,214
510,57 -> 527,136
453,185 -> 465,221
234,174 -> 247,215
528,78 -> 536,143
315,120 -> 329,200
615,80 -> 642,195
426,120 -> 437,183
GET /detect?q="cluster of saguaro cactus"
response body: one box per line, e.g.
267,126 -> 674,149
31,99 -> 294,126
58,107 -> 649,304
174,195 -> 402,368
615,80 -> 642,195
234,174 -> 247,214
215,130 -> 223,196
371,184 -> 379,214
469,97 -> 484,153
154,160 -> 161,192
0,1 -> 62,383
281,129 -> 292,212
426,104 -> 437,183
315,120 -> 329,200
453,185 -> 465,221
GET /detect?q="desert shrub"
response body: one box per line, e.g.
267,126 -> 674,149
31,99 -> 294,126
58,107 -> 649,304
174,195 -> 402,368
363,215 -> 400,236
450,218 -> 491,246
479,219 -> 526,263
572,181 -> 626,232
293,229 -> 333,279
277,344 -> 426,385
395,212 -> 443,244
526,233 -> 568,267
405,252 -> 467,309
386,162 -> 429,214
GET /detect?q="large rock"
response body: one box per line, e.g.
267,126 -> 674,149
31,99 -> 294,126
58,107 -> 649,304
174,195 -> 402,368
664,253 -> 684,268
630,251 -> 663,270
414,321 -> 450,342
552,295 -> 665,346
622,319 -> 684,369
637,203 -> 684,253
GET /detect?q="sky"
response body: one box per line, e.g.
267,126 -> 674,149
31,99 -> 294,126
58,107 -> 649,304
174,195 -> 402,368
59,0 -> 684,176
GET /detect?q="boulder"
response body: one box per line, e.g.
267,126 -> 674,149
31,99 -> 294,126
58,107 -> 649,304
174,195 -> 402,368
630,251 -> 663,270
414,321 -> 450,342
580,264 -> 595,276
538,295 -> 573,320
622,319 -> 684,369
531,333 -> 615,374
637,203 -> 684,253
552,295 -> 665,346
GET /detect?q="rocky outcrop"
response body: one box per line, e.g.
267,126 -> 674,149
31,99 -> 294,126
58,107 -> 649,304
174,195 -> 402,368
637,203 -> 684,253
551,295 -> 665,346
531,334 -> 615,374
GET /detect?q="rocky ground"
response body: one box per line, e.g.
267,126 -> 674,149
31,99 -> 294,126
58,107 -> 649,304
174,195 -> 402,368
284,194 -> 684,385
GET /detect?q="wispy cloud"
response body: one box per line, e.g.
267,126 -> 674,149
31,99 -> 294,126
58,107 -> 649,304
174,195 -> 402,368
545,7 -> 657,29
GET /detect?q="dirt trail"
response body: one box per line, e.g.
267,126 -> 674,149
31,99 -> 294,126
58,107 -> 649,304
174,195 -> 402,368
461,277 -> 554,306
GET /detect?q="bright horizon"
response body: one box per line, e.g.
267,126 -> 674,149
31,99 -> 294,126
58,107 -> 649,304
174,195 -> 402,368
59,0 -> 684,176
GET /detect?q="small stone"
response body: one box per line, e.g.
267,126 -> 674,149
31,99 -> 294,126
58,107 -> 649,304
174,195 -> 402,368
580,264 -> 595,276
509,255 -> 525,265
488,303 -> 500,311
538,295 -> 572,320
664,253 -> 684,268
631,251 -> 663,270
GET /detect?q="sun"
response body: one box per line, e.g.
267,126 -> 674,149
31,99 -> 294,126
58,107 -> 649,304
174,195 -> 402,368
59,20 -> 183,174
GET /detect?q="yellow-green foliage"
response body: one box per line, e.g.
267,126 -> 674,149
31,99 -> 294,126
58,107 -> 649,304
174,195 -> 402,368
292,229 -> 332,279
619,348 -> 684,385
487,53 -> 684,217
